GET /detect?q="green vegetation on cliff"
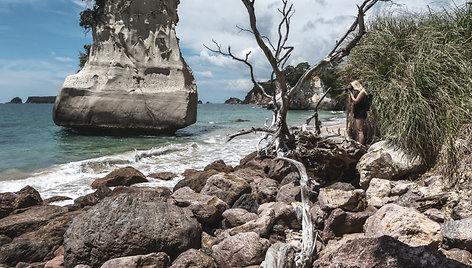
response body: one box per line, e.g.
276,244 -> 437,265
342,4 -> 472,168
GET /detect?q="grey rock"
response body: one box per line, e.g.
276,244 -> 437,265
91,166 -> 147,189
100,252 -> 170,268
172,187 -> 228,224
442,217 -> 472,251
357,141 -> 423,189
200,173 -> 251,207
229,208 -> 275,237
263,242 -> 296,268
222,208 -> 258,228
276,182 -> 300,204
250,177 -> 279,204
313,236 -> 468,268
26,96 -> 56,104
424,208 -> 445,223
53,0 -> 197,134
71,186 -> 111,210
364,203 -> 441,248
7,97 -> 22,104
232,193 -> 259,214
0,186 -> 43,219
170,249 -> 216,268
318,188 -> 366,212
211,232 -> 270,268
279,172 -> 300,187
63,192 -> 201,268
224,97 -> 242,104
440,248 -> 472,266
147,172 -> 177,181
174,169 -> 218,193
322,207 -> 376,241
258,202 -> 301,230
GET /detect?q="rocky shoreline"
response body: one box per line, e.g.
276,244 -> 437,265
1,131 -> 471,268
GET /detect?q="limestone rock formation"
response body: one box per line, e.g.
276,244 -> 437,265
53,0 -> 197,135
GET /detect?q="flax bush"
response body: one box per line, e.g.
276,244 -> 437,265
341,4 -> 472,168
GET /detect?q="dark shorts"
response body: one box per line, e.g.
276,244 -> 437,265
354,109 -> 367,119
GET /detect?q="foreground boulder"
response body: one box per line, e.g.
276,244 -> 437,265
200,173 -> 251,207
100,252 -> 170,268
0,186 -> 42,218
364,204 -> 441,248
53,0 -> 197,134
170,249 -> 216,268
357,141 -> 423,189
64,192 -> 201,267
442,217 -> 472,251
211,232 -> 270,268
313,236 -> 467,268
91,166 -> 147,189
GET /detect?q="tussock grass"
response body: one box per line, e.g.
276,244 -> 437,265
341,4 -> 472,169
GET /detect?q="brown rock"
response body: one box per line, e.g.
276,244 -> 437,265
258,202 -> 301,230
276,183 -> 300,204
14,262 -> 45,268
267,160 -> 293,182
148,172 -> 177,181
170,249 -> 216,268
313,236 -> 467,268
174,170 -> 219,193
71,186 -> 111,210
232,167 -> 267,184
44,255 -> 64,268
0,234 -> 11,245
229,208 -> 275,237
43,196 -> 72,205
0,186 -> 42,219
322,207 -> 376,241
364,203 -> 441,249
310,203 -> 329,230
318,188 -> 366,212
204,160 -> 234,173
110,186 -> 171,200
100,252 -> 171,268
222,208 -> 258,228
91,166 -> 147,189
440,248 -> 472,266
200,173 -> 251,207
231,193 -> 259,214
172,187 -> 228,224
211,232 -> 270,268
250,177 -> 278,204
238,151 -> 258,167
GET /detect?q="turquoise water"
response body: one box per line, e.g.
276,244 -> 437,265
0,103 -> 344,200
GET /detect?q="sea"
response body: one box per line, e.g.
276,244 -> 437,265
0,103 -> 345,204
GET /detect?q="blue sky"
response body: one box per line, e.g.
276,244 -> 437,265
0,0 -> 462,103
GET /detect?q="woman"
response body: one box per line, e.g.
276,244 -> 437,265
348,80 -> 367,144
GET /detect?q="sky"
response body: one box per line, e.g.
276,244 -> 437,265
0,0 -> 465,103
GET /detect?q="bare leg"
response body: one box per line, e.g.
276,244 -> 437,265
355,118 -> 365,145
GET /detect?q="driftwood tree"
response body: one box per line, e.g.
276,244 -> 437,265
207,0 -> 389,266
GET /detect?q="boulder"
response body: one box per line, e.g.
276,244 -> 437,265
313,236 -> 467,268
258,202 -> 301,230
263,242 -> 296,268
174,169 -> 218,193
366,178 -> 391,200
53,0 -> 197,135
310,203 -> 328,230
322,207 -> 376,241
0,205 -> 68,238
25,96 -> 56,104
43,196 -> 72,204
229,208 -> 275,237
100,252 -> 171,268
279,172 -> 300,187
147,172 -> 177,181
357,141 -> 423,189
91,166 -> 147,189
211,232 -> 270,268
0,210 -> 82,266
110,186 -> 171,198
440,248 -> 472,266
44,255 -> 64,268
267,160 -> 293,182
204,160 -> 234,173
424,208 -> 445,223
231,193 -> 259,214
0,186 -> 42,218
200,173 -> 251,207
172,187 -> 228,224
318,188 -> 366,212
364,204 -> 441,248
222,208 -> 258,228
250,177 -> 279,204
276,183 -> 300,204
63,192 -> 201,268
170,249 -> 216,268
71,186 -> 111,210
442,217 -> 472,251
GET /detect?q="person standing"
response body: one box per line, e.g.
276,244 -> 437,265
348,80 -> 368,144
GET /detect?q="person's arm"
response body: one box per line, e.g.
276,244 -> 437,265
350,89 -> 366,104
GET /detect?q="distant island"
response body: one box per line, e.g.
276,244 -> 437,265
26,96 -> 56,104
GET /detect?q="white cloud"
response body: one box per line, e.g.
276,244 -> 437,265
54,57 -> 74,62
226,78 -> 254,92
194,71 -> 214,79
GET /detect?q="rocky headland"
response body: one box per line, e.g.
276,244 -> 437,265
243,76 -> 335,110
53,0 -> 197,135
6,97 -> 22,104
26,97 -> 56,104
1,129 -> 471,268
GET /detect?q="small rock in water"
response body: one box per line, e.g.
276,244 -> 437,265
148,172 -> 178,181
91,166 -> 148,189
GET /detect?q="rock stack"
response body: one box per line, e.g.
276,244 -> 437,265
53,0 -> 197,135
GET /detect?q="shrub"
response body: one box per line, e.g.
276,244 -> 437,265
341,4 -> 472,168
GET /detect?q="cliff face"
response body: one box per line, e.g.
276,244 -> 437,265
53,0 -> 197,134
26,96 -> 56,104
243,77 -> 335,110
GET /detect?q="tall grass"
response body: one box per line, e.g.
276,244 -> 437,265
341,4 -> 472,168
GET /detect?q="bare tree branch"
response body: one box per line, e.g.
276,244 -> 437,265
227,127 -> 276,142
236,25 -> 277,52
306,87 -> 332,134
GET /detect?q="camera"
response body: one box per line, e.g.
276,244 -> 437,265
344,85 -> 353,92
